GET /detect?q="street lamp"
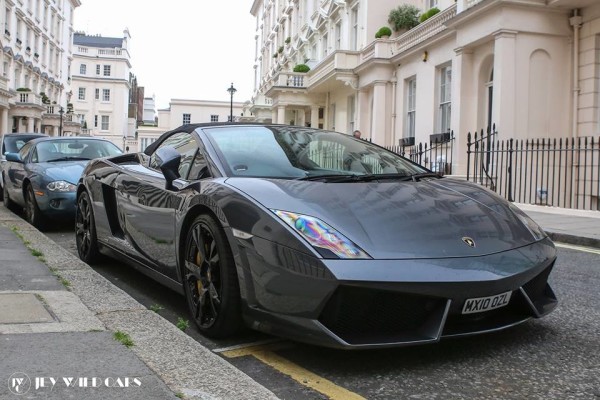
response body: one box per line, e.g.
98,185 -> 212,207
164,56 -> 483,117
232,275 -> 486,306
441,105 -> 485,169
226,82 -> 236,122
58,106 -> 64,136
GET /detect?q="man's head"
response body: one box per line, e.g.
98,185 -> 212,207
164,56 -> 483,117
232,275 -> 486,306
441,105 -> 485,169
353,130 -> 361,138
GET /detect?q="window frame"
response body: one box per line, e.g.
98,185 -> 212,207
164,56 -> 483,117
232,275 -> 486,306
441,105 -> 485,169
439,65 -> 452,133
406,77 -> 417,139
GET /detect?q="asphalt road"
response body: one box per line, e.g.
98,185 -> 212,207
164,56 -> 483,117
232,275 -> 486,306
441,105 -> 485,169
38,222 -> 600,399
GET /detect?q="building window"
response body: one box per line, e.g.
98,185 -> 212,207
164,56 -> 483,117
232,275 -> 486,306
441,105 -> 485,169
210,114 -> 218,122
94,115 -> 98,128
322,33 -> 328,58
78,87 -> 85,100
95,88 -> 99,100
96,64 -> 100,75
79,64 -> 86,75
335,21 -> 341,50
183,113 -> 191,124
330,103 -> 336,130
406,77 -> 417,138
428,0 -> 438,8
348,95 -> 355,133
102,89 -> 110,102
101,115 -> 109,130
439,65 -> 452,133
351,6 -> 359,51
103,65 -> 111,76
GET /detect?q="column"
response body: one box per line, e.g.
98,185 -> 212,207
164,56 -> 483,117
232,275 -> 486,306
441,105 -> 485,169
1,109 -> 8,134
451,47 -> 474,176
371,81 -> 387,145
277,105 -> 286,124
27,117 -> 35,132
271,107 -> 277,124
310,105 -> 319,128
356,88 -> 368,137
493,30 -> 517,139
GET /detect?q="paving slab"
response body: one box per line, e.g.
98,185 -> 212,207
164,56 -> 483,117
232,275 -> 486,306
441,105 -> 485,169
0,293 -> 54,324
0,332 -> 179,400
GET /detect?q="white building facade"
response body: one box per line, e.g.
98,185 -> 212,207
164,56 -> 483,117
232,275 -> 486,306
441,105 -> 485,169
248,0 -> 600,176
71,30 -> 132,149
0,0 -> 80,136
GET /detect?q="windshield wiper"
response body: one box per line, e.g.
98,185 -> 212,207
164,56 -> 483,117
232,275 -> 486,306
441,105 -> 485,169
397,172 -> 441,182
45,157 -> 89,162
297,174 -> 363,182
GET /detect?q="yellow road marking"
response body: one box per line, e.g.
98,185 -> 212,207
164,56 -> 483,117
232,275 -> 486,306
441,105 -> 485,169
222,344 -> 366,400
555,242 -> 600,255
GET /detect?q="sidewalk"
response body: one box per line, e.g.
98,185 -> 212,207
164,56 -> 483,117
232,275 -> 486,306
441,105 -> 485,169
0,202 -> 598,399
0,206 -> 279,400
516,203 -> 600,249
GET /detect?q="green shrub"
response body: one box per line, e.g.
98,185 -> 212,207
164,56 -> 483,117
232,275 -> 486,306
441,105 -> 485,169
375,26 -> 392,39
285,36 -> 291,44
419,7 -> 441,23
16,87 -> 31,92
388,5 -> 420,32
278,46 -> 284,54
293,64 -> 310,73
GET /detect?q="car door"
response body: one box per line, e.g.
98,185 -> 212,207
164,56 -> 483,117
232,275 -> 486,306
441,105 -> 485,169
116,131 -> 199,279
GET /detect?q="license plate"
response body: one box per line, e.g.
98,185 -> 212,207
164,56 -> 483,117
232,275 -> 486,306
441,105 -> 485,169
462,291 -> 512,314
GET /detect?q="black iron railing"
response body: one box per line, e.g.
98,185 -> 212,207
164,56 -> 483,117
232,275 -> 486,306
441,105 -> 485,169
467,127 -> 600,211
387,131 -> 454,175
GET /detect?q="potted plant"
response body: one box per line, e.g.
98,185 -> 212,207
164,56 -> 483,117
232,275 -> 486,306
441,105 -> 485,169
34,52 -> 39,58
16,87 -> 31,92
293,64 -> 310,73
388,5 -> 420,32
285,36 -> 291,45
273,53 -> 278,59
278,46 -> 284,54
375,26 -> 392,39
419,7 -> 440,23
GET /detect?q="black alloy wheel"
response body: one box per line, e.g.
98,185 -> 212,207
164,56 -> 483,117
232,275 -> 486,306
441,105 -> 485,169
25,184 -> 44,229
75,191 -> 100,264
183,214 -> 241,338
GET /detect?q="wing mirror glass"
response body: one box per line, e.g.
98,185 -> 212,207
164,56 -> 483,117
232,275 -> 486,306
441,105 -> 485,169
5,152 -> 22,162
155,146 -> 181,190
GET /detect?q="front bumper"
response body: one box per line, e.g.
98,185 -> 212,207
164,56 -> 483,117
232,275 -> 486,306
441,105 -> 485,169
239,237 -> 557,349
36,191 -> 77,218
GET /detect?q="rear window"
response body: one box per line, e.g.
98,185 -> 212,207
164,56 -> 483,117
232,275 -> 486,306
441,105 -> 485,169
3,137 -> 38,154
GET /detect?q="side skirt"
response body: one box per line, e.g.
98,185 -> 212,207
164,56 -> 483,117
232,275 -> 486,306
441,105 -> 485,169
98,242 -> 185,295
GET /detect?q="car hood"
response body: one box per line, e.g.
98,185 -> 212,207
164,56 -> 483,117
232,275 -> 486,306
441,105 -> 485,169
33,161 -> 89,184
225,177 -> 537,259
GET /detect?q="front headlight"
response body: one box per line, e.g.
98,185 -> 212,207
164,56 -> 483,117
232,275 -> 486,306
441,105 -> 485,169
47,180 -> 76,192
509,204 -> 547,241
272,210 -> 370,259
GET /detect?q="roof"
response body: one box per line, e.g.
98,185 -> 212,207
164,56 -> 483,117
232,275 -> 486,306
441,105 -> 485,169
73,33 -> 124,48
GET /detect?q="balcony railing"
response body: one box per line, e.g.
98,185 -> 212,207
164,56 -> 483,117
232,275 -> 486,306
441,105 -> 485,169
15,92 -> 42,106
394,5 -> 457,55
74,46 -> 128,59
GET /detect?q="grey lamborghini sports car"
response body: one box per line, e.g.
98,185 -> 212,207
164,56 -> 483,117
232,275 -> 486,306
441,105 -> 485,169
75,123 -> 557,349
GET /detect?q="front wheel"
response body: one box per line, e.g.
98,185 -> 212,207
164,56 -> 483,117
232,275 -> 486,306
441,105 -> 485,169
25,184 -> 45,229
182,214 -> 242,338
75,191 -> 100,264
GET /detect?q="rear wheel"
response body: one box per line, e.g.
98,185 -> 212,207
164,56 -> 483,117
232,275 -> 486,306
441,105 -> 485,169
2,174 -> 17,211
182,214 -> 242,338
25,184 -> 45,229
75,191 -> 100,264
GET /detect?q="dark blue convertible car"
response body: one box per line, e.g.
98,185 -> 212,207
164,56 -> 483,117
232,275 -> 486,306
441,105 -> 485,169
74,123 -> 558,349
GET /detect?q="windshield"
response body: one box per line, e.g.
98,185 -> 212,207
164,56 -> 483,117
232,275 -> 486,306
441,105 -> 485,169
34,139 -> 122,162
204,126 -> 427,179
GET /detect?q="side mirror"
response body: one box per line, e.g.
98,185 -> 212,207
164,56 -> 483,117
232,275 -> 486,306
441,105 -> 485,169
155,146 -> 181,190
5,153 -> 22,163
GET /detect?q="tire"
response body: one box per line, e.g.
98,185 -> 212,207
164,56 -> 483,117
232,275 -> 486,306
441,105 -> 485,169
2,174 -> 17,211
75,191 -> 101,265
182,214 -> 242,338
25,184 -> 45,229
